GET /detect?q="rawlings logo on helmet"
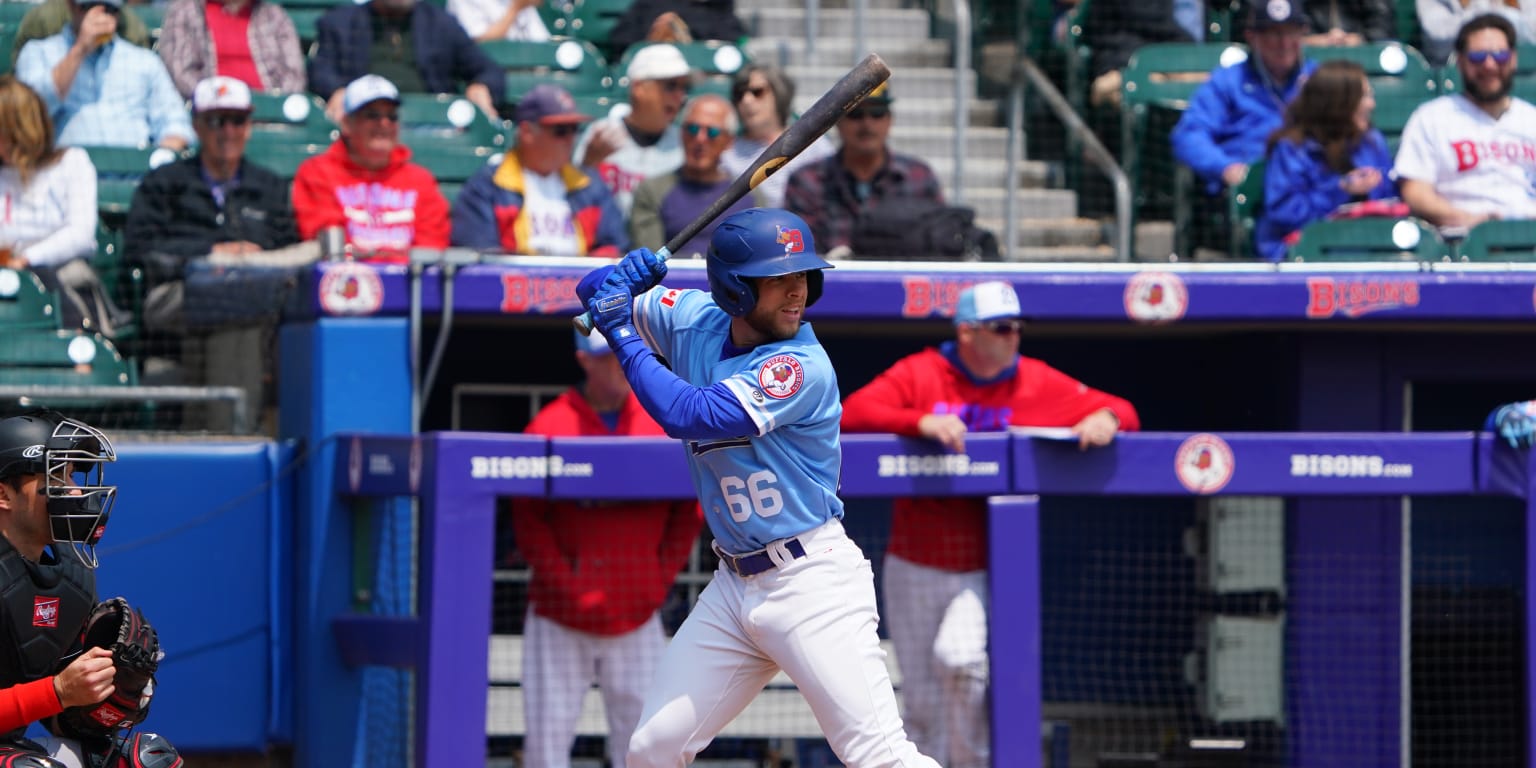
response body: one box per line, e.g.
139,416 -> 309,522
775,225 -> 805,254
22,445 -> 43,458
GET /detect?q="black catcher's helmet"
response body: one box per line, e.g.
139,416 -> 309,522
0,410 -> 117,568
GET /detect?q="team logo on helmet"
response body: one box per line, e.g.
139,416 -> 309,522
21,445 -> 43,459
775,225 -> 805,254
757,354 -> 805,399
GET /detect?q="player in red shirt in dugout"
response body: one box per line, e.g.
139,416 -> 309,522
840,280 -> 1140,768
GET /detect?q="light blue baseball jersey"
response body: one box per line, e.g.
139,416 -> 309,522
632,285 -> 845,553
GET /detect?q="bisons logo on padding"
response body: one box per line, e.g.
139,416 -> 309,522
1175,433 -> 1235,494
758,355 -> 805,399
1124,271 -> 1188,323
319,261 -> 384,316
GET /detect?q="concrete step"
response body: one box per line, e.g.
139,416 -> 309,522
745,37 -> 954,69
750,8 -> 935,41
882,125 -> 1007,163
788,65 -> 976,102
1005,245 -> 1119,263
943,186 -> 1078,221
927,157 -> 1056,189
979,216 -> 1105,248
811,96 -> 997,128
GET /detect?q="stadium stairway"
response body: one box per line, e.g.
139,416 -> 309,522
740,0 -> 1114,261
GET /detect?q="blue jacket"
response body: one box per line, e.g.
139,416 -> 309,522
450,151 -> 629,256
1172,57 -> 1317,195
307,1 -> 503,102
1254,130 -> 1397,262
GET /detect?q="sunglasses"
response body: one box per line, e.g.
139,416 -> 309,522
355,110 -> 400,123
682,122 -> 724,139
735,85 -> 770,102
1465,49 -> 1514,65
977,319 -> 1022,335
201,113 -> 250,128
657,78 -> 691,94
542,123 -> 580,138
845,105 -> 890,121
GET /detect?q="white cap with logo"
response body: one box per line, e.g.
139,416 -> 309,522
954,281 -> 1022,324
626,44 -> 692,81
343,75 -> 402,116
192,76 -> 252,113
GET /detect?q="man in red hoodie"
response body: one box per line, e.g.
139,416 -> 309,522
291,74 -> 449,259
840,280 -> 1140,768
509,330 -> 702,768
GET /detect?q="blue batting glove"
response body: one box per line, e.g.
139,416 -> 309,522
1494,402 -> 1536,449
614,248 -> 667,295
577,265 -> 617,305
587,280 -> 638,344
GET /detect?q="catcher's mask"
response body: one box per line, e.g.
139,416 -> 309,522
0,411 -> 117,568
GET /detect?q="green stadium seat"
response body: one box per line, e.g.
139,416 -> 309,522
287,7 -> 326,48
243,133 -> 328,180
0,267 -> 60,331
249,91 -> 336,145
0,3 -> 29,27
1289,217 -> 1449,262
0,23 -> 13,75
480,38 -> 613,103
396,92 -> 509,151
1305,42 -> 1437,97
538,0 -> 575,36
566,0 -> 630,59
1453,220 -> 1536,262
92,223 -> 141,342
410,146 -> 500,187
0,329 -> 118,368
133,3 -> 163,45
1226,158 -> 1265,260
0,335 -> 136,389
84,145 -> 180,221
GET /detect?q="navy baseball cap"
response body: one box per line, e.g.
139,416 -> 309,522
1247,0 -> 1310,28
516,84 -> 589,125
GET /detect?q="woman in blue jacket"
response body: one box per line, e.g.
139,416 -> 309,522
1255,59 -> 1398,262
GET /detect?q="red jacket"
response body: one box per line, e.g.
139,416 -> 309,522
291,141 -> 450,259
841,347 -> 1140,572
511,387 -> 702,636
0,677 -> 62,732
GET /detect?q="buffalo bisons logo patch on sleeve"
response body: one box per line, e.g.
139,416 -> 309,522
758,355 -> 805,399
34,596 -> 59,628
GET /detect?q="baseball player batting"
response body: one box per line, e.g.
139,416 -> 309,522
577,209 -> 941,767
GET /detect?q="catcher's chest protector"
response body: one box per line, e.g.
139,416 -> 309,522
0,542 -> 94,693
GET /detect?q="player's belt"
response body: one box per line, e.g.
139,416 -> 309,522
713,538 -> 808,577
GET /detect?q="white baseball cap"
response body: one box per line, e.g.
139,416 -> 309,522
573,328 -> 613,356
626,44 -> 691,82
954,281 -> 1022,324
343,75 -> 401,116
192,76 -> 252,113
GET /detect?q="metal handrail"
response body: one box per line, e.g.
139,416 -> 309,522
1005,56 -> 1132,261
950,0 -> 970,204
0,385 -> 251,434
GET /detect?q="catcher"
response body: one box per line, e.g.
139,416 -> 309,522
0,411 -> 181,768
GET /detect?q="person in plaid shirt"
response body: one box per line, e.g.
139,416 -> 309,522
782,82 -> 944,256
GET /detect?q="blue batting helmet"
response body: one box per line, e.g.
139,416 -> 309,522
707,209 -> 834,317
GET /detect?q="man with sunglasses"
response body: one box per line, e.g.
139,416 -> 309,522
628,94 -> 763,259
574,43 -> 694,217
15,0 -> 191,151
782,82 -> 944,257
125,76 -> 301,429
451,83 -> 627,256
841,281 -> 1139,768
1394,14 -> 1536,230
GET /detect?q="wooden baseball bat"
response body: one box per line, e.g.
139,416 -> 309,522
574,52 -> 892,334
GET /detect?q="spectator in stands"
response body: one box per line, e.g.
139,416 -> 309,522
447,0 -> 550,41
720,63 -> 835,207
15,0 -> 193,151
124,77 -> 302,424
510,328 -> 702,768
629,94 -> 762,258
1255,60 -> 1396,261
156,0 -> 307,99
574,43 -> 692,217
782,82 -> 945,256
451,83 -> 626,256
1394,14 -> 1536,228
1082,0 -> 1201,108
307,0 -> 503,122
0,75 -> 124,337
1419,0 -> 1536,65
841,280 -> 1139,768
1171,0 -> 1316,195
10,0 -> 152,64
609,0 -> 744,54
292,75 -> 451,257
1291,0 -> 1394,47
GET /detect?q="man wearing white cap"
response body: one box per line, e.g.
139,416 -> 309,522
573,43 -> 693,217
15,0 -> 192,150
841,280 -> 1140,768
510,329 -> 702,768
292,74 -> 450,259
126,75 -> 301,430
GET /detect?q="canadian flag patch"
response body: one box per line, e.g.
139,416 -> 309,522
660,288 -> 681,308
33,597 -> 59,628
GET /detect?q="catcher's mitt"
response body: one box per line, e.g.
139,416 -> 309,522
56,597 -> 161,739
